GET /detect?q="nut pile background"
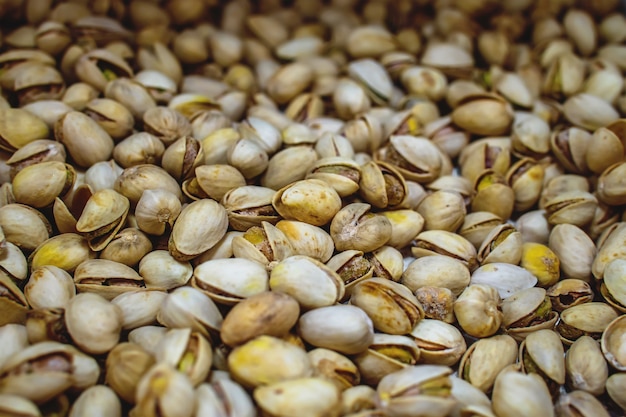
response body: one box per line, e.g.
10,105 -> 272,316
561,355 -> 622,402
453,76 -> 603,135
0,0 -> 625,416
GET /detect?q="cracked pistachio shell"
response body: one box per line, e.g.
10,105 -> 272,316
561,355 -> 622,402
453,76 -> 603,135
308,348 -> 360,391
112,290 -> 168,330
454,284 -> 502,338
549,224 -> 596,281
557,302 -> 618,345
459,211 -> 503,249
306,157 -> 361,198
601,315 -> 626,371
376,365 -> 456,417
458,334 -> 518,393
565,336 -> 608,395
261,145 -> 316,191
114,164 -> 183,205
270,255 -> 344,310
381,210 -> 424,249
222,185 -> 278,231
506,158 -> 545,212
139,250 -> 191,290
29,233 -> 96,273
401,66 -> 448,102
411,230 -> 477,272
332,78 -> 370,121
602,259 -> 626,313
75,189 -> 130,251
24,265 -> 75,310
83,98 -> 134,141
544,190 -> 597,227
113,131 -> 165,167
12,161 -> 75,208
0,108 -> 49,152
477,223 -> 523,266
471,170 -> 515,221
276,220 -> 334,263
449,376 -> 494,417
65,293 -> 123,354
272,179 -> 342,227
501,287 -> 557,340
563,94 -> 619,131
193,258 -> 269,305
195,379 -> 256,417
228,335 -> 312,389
54,111 -> 114,168
452,93 -> 514,136
417,190 -> 465,232
266,62 -> 314,105
169,199 -> 228,261
100,227 -> 153,267
520,329 -> 565,388
597,162 -> 626,206
586,127 -> 625,175
0,203 -> 51,251
75,49 -> 133,91
331,203 -> 391,253
593,223 -> 626,279
353,333 -> 421,387
105,342 -> 156,404
0,271 -> 28,326
367,245 -> 404,282
547,279 -> 594,312
358,161 -> 407,210
74,258 -> 146,300
105,78 -> 157,120
157,286 -> 223,338
492,368 -> 555,417
0,393 -> 40,417
161,135 -> 204,182
135,188 -> 182,236
470,263 -> 537,300
220,291 -> 299,347
6,139 -> 66,179
557,390 -> 611,417
231,221 -> 294,266
143,107 -> 192,146
0,341 -> 100,404
409,319 -> 466,366
194,164 -> 246,202
326,250 -> 373,300
131,363 -> 195,417
155,328 -> 212,386
459,138 -> 511,186
298,304 -> 374,355
377,135 -> 442,183
254,377 -> 341,417
348,59 -> 393,105
69,385 -> 122,417
350,278 -> 424,335
400,255 -> 470,296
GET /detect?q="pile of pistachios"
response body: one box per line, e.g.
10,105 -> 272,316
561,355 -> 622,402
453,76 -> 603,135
0,0 -> 626,415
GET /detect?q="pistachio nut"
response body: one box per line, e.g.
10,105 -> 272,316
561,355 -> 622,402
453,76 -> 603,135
228,335 -> 312,388
350,278 -> 424,335
220,291 -> 299,347
565,336 -> 608,395
330,203 -> 392,253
